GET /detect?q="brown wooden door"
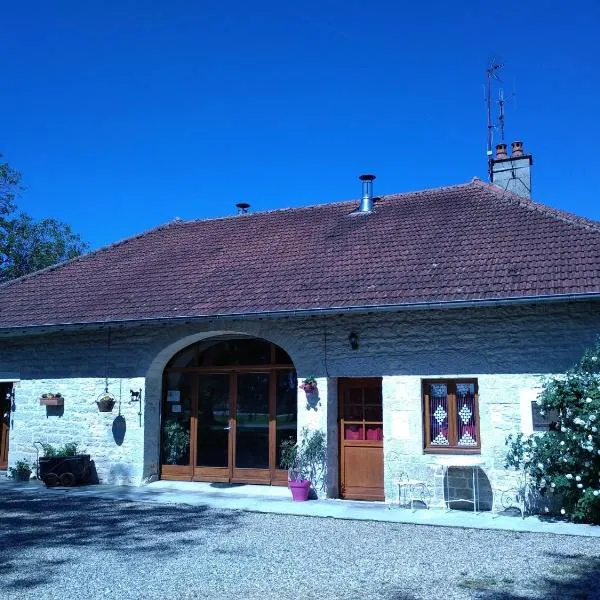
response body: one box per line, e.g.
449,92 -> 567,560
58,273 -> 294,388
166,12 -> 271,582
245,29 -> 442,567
339,378 -> 384,501
0,384 -> 12,470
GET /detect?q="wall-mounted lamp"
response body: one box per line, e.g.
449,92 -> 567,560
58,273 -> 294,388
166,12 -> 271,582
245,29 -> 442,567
130,389 -> 142,427
348,331 -> 359,350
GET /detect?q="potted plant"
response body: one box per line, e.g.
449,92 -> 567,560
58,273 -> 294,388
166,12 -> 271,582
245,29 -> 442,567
96,392 -> 116,412
8,459 -> 32,481
162,420 -> 191,465
40,392 -> 64,406
279,428 -> 327,501
299,376 -> 318,394
35,442 -> 92,487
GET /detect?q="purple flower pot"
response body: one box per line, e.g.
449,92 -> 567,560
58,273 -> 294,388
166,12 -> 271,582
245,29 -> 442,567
288,479 -> 311,501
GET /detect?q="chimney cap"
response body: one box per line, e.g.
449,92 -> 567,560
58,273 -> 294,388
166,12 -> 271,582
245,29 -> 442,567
511,140 -> 525,157
359,174 -> 376,181
495,143 -> 508,159
235,202 -> 250,214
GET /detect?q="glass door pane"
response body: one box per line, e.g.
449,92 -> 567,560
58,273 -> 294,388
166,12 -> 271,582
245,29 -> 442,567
162,373 -> 193,465
276,370 -> 297,468
197,374 -> 230,468
235,373 -> 269,469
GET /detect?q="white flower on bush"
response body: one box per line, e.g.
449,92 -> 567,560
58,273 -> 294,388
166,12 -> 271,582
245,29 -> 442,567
594,490 -> 599,497
561,508 -> 566,515
551,482 -> 556,488
586,397 -> 594,403
566,474 -> 573,479
560,441 -> 565,446
593,427 -> 598,433
590,415 -> 597,421
576,475 -> 582,481
537,463 -> 544,470
577,484 -> 583,489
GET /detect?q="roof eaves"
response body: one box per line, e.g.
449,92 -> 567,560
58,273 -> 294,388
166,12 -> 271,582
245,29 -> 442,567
1,291 -> 599,337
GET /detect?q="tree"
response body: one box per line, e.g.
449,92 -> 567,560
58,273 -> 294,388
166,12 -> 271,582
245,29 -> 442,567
505,341 -> 600,523
0,156 -> 89,283
0,157 -> 20,214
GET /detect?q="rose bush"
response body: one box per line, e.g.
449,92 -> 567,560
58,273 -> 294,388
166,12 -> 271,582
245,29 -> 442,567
505,340 -> 600,523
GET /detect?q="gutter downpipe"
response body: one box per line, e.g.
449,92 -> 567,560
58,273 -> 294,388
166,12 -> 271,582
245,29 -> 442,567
1,292 -> 600,337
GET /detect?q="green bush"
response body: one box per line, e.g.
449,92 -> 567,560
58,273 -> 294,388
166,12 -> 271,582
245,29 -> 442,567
162,420 -> 190,465
505,340 -> 600,523
8,459 -> 32,479
40,442 -> 80,457
279,428 -> 327,486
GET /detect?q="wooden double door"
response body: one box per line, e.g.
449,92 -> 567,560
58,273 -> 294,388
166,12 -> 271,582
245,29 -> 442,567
161,368 -> 297,485
0,383 -> 12,470
339,378 -> 384,501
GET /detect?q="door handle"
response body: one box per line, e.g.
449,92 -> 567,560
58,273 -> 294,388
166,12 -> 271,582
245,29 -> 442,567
223,426 -> 231,430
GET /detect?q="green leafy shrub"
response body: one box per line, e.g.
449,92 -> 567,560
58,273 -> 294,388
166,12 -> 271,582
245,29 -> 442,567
8,459 -> 32,480
279,428 -> 327,486
162,420 -> 190,465
40,442 -> 80,457
505,341 -> 600,523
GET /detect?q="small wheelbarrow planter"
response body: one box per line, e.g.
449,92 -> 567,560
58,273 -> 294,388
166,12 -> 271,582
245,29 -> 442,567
38,454 -> 92,487
33,442 -> 92,488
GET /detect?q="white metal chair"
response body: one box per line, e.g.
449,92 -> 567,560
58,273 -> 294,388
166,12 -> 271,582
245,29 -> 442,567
395,470 -> 429,510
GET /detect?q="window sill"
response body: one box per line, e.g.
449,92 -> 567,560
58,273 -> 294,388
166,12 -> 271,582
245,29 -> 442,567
423,447 -> 481,455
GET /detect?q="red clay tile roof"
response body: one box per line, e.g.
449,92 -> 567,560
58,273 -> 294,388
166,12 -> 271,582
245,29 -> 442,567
1,178 -> 600,329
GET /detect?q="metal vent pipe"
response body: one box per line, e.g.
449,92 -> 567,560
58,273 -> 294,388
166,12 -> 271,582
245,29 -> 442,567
358,174 -> 376,212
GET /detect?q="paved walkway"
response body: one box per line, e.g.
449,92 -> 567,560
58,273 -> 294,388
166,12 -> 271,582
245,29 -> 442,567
2,477 -> 599,537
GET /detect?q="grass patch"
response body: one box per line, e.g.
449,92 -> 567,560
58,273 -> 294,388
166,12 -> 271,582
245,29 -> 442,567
458,577 -> 498,590
548,563 -> 587,576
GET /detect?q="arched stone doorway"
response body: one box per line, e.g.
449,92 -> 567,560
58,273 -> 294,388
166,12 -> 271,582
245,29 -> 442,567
160,336 -> 297,485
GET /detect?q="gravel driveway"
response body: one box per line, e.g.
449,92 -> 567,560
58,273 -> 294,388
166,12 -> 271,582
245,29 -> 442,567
1,488 -> 600,600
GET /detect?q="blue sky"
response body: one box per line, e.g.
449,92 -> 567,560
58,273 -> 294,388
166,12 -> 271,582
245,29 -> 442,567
2,1 -> 599,249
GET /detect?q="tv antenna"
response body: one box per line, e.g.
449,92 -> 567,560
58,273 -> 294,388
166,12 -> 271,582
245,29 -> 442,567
485,61 -> 503,157
498,88 -> 506,143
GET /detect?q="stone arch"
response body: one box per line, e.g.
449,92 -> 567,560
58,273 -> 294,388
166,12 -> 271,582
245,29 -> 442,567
142,330 -> 297,482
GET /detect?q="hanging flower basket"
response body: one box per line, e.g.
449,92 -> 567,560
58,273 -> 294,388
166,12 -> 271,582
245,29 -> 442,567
40,393 -> 64,407
96,393 -> 116,412
299,377 -> 318,394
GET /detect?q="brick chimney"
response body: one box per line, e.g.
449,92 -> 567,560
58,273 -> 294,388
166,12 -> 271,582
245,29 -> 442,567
489,140 -> 533,198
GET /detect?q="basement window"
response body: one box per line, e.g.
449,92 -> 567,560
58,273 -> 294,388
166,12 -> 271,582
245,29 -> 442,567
423,380 -> 480,453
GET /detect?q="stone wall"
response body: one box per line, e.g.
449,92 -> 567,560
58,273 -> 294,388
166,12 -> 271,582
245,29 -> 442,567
0,300 -> 598,494
381,373 -> 547,504
10,377 -> 145,484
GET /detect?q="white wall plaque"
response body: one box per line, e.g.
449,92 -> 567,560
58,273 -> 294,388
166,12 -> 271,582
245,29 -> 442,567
167,390 -> 180,403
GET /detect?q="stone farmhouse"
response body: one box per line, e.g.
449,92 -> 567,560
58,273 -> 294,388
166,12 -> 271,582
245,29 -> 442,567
1,141 -> 599,507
